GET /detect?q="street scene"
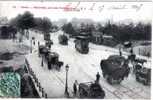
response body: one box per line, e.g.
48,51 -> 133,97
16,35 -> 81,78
0,1 -> 152,99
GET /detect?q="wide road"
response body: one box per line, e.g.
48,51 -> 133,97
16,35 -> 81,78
25,30 -> 151,99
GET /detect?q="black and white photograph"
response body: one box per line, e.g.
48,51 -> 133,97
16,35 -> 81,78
0,1 -> 152,99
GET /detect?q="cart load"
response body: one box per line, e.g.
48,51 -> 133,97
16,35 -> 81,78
46,52 -> 63,71
100,55 -> 130,84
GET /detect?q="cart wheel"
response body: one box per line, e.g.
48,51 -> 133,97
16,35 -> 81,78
107,77 -> 113,84
117,78 -> 122,84
143,80 -> 148,85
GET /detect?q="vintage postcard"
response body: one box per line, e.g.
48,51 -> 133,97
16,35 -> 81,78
0,1 -> 152,99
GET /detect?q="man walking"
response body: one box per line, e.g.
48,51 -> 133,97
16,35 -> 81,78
119,48 -> 122,56
73,80 -> 78,97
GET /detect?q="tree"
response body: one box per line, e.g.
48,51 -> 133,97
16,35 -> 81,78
97,23 -> 104,33
15,11 -> 35,40
41,17 -> 52,34
62,23 -> 76,36
33,17 -> 43,32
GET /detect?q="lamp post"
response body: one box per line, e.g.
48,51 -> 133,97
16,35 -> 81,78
65,64 -> 69,97
30,39 -> 32,53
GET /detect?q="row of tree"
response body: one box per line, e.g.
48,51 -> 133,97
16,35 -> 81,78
62,21 -> 151,42
102,22 -> 151,42
1,11 -> 151,44
9,11 -> 53,41
62,22 -> 96,36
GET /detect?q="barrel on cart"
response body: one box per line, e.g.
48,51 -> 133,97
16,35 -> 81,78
100,55 -> 130,84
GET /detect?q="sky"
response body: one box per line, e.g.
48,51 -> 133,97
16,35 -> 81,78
0,1 -> 152,23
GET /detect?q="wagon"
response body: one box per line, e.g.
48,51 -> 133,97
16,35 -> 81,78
135,65 -> 151,85
100,55 -> 130,84
46,52 -> 63,70
78,82 -> 105,98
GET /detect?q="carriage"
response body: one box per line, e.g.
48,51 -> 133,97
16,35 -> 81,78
78,82 -> 105,98
128,54 -> 136,62
38,45 -> 50,57
135,64 -> 151,85
75,36 -> 89,54
100,55 -> 130,84
38,45 -> 63,70
46,52 -> 63,70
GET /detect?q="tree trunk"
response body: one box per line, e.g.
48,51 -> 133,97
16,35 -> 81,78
19,30 -> 24,42
26,29 -> 29,39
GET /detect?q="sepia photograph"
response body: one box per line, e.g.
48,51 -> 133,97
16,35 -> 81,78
0,1 -> 152,99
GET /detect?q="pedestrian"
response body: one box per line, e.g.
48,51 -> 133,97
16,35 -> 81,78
33,40 -> 35,45
41,57 -> 44,67
96,72 -> 100,83
130,47 -> 133,54
38,41 -> 40,46
119,48 -> 122,56
73,80 -> 78,97
38,41 -> 40,57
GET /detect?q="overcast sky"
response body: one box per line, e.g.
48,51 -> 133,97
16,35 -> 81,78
0,1 -> 152,23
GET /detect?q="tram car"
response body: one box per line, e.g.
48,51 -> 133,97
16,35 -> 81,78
46,52 -> 63,70
75,36 -> 89,54
135,64 -> 151,85
78,82 -> 105,98
58,34 -> 68,45
100,55 -> 130,84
